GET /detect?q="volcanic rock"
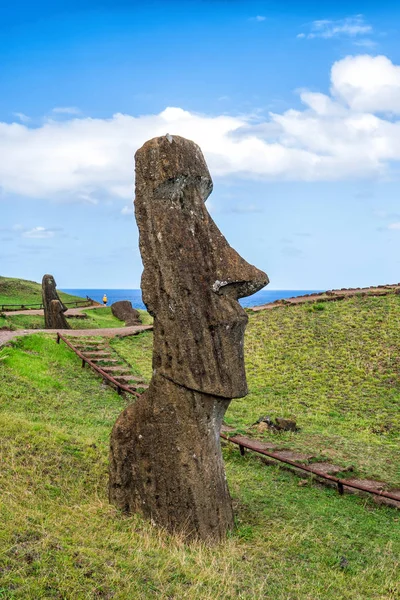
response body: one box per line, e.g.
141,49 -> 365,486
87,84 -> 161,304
109,134 -> 268,542
42,274 -> 70,329
111,300 -> 141,326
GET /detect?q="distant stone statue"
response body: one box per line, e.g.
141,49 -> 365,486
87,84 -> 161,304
111,300 -> 141,326
109,135 -> 268,542
42,274 -> 70,329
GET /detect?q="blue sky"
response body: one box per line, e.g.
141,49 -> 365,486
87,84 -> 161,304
1,0 -> 400,290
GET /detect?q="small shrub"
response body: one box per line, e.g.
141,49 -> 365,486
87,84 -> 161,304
308,302 -> 325,312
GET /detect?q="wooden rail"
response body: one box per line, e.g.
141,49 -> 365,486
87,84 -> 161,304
1,298 -> 95,312
56,332 -> 399,508
220,431 -> 400,505
57,332 -> 141,397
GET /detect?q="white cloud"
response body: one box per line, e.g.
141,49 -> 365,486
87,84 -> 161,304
52,106 -> 81,115
121,205 -> 133,215
331,55 -> 400,113
78,193 -> 98,205
353,39 -> 377,49
249,15 -> 266,22
231,203 -> 263,213
12,112 -> 31,123
388,222 -> 400,230
1,54 -> 400,202
22,226 -> 56,239
298,15 -> 372,39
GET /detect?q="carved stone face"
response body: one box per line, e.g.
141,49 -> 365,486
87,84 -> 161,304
135,135 -> 268,398
42,274 -> 57,298
42,274 -> 66,310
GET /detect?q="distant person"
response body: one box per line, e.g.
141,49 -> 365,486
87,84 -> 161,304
103,293 -> 108,306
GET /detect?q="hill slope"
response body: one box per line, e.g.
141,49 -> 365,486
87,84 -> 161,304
0,333 -> 399,599
111,293 -> 400,486
0,276 -> 84,306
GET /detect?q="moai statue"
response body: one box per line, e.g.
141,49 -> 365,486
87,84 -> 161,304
42,274 -> 70,329
111,300 -> 141,326
109,135 -> 268,542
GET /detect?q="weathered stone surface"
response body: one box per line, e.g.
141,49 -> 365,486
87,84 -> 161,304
42,274 -> 70,329
135,135 -> 268,398
109,135 -> 268,541
275,417 -> 298,431
110,374 -> 233,539
111,300 -> 141,326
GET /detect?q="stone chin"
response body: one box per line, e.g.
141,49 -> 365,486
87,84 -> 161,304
152,295 -> 250,399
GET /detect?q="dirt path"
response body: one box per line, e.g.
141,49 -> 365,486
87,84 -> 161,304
0,325 -> 153,347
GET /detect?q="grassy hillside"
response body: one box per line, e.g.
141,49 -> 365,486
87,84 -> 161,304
0,307 -> 150,331
0,307 -> 124,331
0,334 -> 399,599
0,276 -> 84,306
111,294 -> 400,487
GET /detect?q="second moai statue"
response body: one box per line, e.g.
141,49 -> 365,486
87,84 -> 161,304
42,274 -> 71,329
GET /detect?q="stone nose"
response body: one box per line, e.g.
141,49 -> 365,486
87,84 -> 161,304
212,256 -> 269,300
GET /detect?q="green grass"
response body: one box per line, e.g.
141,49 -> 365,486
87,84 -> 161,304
236,294 -> 400,486
78,307 -> 125,329
136,308 -> 153,326
110,330 -> 153,380
0,334 -> 399,598
0,276 -> 84,307
112,295 -> 400,488
0,308 -> 134,331
0,314 -> 45,331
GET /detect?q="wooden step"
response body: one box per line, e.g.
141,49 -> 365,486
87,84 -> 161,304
76,346 -> 108,353
75,341 -> 107,346
74,341 -> 107,346
91,358 -> 120,365
126,387 -> 149,395
126,384 -> 149,392
272,451 -> 314,464
115,376 -> 147,384
118,374 -> 146,381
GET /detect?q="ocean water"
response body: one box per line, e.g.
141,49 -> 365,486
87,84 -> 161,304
62,289 -> 321,310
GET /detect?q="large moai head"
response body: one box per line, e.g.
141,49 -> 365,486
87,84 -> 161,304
135,135 -> 268,398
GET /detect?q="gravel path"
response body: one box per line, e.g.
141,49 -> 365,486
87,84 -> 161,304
0,325 -> 153,347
